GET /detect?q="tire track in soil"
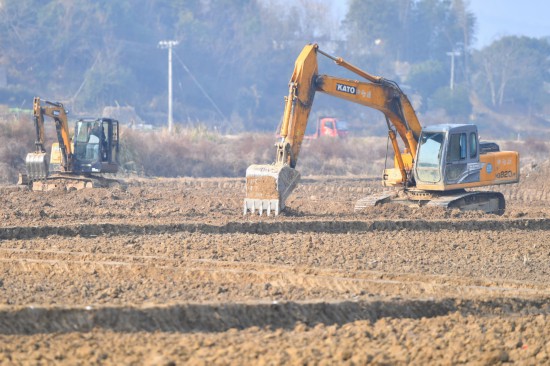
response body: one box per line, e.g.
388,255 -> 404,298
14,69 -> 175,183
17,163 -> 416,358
2,249 -> 549,304
1,218 -> 550,240
1,297 -> 549,335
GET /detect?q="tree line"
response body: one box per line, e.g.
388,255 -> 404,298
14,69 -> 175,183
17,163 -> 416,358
0,0 -> 548,134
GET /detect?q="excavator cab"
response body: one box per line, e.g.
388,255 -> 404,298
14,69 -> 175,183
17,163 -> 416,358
414,123 -> 518,191
414,124 -> 480,187
410,123 -> 518,213
72,118 -> 119,174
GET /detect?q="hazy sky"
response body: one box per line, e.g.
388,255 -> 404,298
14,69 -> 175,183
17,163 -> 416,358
469,0 -> 550,48
329,0 -> 549,49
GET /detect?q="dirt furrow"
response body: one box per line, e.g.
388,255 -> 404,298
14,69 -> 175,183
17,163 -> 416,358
1,297 -> 549,335
1,217 -> 550,240
1,250 -> 548,306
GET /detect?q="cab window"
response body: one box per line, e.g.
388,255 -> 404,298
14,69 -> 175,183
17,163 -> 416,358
75,121 -> 92,143
447,133 -> 467,161
469,132 -> 477,158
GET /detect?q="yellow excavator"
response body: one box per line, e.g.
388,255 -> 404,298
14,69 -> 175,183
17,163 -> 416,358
244,44 -> 519,215
20,97 -> 120,190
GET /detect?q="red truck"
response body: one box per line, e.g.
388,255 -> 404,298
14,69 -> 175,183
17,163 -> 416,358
304,117 -> 349,139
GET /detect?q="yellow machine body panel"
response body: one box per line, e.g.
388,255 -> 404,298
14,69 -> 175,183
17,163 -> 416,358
49,142 -> 75,170
415,150 -> 519,191
49,142 -> 74,165
479,151 -> 520,185
383,152 -> 415,187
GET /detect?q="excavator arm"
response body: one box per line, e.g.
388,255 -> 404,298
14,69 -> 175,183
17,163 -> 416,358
245,44 -> 423,215
275,44 -> 318,168
27,97 -> 73,180
277,45 -> 422,170
316,75 -> 421,155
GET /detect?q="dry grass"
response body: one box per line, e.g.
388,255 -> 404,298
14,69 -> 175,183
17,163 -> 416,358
119,129 -> 274,178
120,130 -> 389,178
299,136 -> 389,176
0,115 -> 35,184
2,117 -> 548,184
502,138 -> 550,163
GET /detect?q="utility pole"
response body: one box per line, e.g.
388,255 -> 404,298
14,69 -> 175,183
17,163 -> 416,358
158,40 -> 179,133
446,49 -> 461,92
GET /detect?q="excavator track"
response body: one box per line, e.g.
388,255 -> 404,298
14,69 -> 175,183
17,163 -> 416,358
427,191 -> 505,215
354,193 -> 397,211
21,173 -> 124,191
355,190 -> 505,215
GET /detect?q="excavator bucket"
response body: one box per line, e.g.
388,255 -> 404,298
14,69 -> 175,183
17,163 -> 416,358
25,152 -> 49,181
244,163 -> 301,215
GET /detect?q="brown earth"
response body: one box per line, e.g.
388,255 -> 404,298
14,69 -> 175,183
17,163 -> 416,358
1,161 -> 550,364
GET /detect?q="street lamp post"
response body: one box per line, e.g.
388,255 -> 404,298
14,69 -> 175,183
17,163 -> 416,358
446,49 -> 461,92
159,40 -> 179,133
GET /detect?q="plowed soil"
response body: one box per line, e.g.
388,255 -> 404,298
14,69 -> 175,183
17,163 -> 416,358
1,161 -> 550,364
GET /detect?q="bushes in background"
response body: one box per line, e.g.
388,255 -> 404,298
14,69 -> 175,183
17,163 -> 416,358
3,117 -> 548,185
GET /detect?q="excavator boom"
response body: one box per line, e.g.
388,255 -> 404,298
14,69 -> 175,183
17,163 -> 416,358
26,97 -> 72,181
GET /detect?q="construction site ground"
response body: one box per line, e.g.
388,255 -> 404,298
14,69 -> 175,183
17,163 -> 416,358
1,161 -> 550,364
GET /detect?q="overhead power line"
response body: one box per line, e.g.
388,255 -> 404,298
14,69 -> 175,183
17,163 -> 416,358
172,50 -> 228,122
